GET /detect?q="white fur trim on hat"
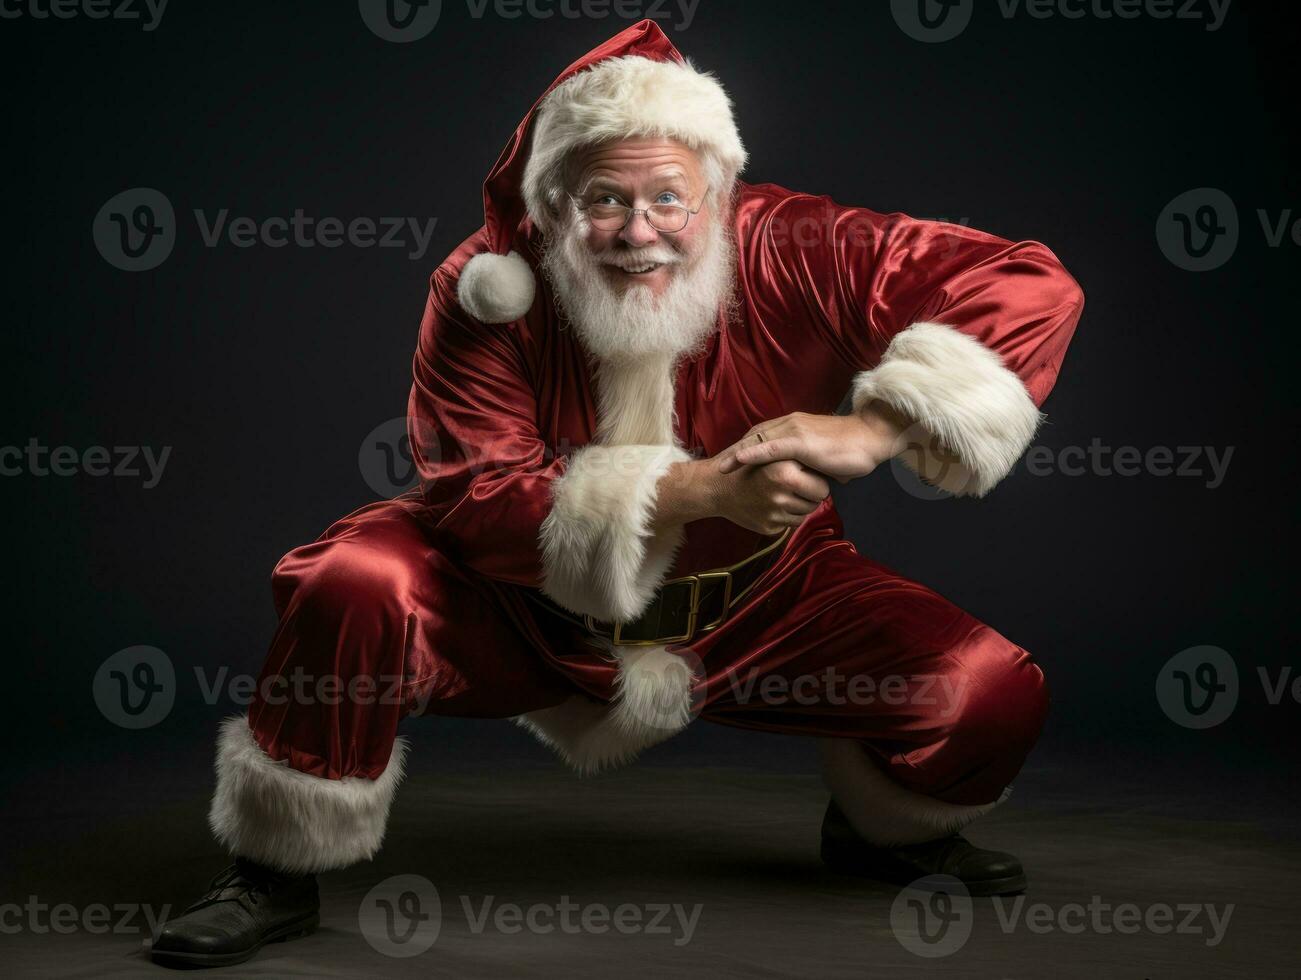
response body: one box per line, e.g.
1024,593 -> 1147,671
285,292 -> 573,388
850,322 -> 1042,497
523,55 -> 748,231
457,249 -> 536,323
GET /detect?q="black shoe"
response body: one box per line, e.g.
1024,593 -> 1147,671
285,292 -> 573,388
819,800 -> 1027,896
150,857 -> 320,968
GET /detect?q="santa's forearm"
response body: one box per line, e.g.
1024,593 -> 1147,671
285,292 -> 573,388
652,459 -> 721,530
853,398 -> 915,465
850,399 -> 912,469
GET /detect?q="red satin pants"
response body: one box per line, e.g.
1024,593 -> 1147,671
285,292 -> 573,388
246,493 -> 1048,807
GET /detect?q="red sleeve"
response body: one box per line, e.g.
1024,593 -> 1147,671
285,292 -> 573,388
407,264 -> 564,587
745,190 -> 1085,495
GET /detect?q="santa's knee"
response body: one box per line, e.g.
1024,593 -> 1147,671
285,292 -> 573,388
926,629 -> 1050,802
284,537 -> 417,626
249,537 -> 425,779
266,537 -> 429,687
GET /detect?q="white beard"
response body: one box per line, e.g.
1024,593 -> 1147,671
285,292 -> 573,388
530,209 -> 736,761
540,208 -> 736,365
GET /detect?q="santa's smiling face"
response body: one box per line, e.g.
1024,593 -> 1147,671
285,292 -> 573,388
540,135 -> 735,362
569,136 -> 712,298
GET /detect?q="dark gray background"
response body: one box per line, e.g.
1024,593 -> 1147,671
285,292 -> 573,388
1,3 -> 1297,972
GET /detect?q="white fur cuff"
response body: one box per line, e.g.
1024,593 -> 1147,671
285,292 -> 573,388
208,715 -> 409,875
851,322 -> 1042,497
818,738 -> 1008,846
539,442 -> 692,623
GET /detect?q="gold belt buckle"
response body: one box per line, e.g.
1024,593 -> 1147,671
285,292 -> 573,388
694,570 -> 734,633
620,575 -> 700,646
584,576 -> 707,647
583,526 -> 790,646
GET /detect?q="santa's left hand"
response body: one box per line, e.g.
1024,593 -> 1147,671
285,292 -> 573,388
716,409 -> 908,484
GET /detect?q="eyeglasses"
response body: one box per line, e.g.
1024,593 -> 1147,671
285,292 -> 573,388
569,195 -> 701,233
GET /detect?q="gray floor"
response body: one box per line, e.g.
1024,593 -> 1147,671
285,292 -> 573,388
3,759 -> 1297,978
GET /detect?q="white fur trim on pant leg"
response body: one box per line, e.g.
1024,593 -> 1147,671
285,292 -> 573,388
514,645 -> 697,774
850,322 -> 1042,497
208,714 -> 409,875
456,250 -> 536,323
818,738 -> 1007,846
539,443 -> 692,623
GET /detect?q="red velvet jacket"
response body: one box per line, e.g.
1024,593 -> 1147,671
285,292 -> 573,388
407,180 -> 1083,627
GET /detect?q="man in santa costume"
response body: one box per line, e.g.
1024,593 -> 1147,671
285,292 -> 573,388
152,20 -> 1083,967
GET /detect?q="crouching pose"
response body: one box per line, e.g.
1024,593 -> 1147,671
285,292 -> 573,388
152,20 -> 1083,968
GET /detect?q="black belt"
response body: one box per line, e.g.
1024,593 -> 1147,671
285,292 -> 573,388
528,526 -> 792,646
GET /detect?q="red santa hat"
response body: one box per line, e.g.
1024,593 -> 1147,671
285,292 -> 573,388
457,19 -> 748,324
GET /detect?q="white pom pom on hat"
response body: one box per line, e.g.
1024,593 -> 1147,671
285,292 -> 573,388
456,250 -> 536,324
